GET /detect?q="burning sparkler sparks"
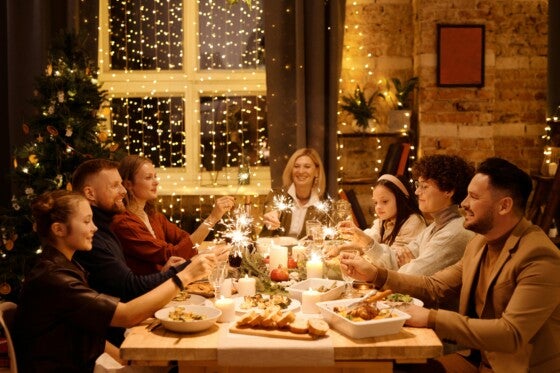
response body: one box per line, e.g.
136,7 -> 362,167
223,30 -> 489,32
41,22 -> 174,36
272,194 -> 294,213
221,206 -> 254,251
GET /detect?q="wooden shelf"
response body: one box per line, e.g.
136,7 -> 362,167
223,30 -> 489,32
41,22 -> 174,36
337,131 -> 409,138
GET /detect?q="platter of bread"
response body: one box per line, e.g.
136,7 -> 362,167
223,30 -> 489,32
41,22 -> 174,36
230,309 -> 329,340
185,282 -> 214,298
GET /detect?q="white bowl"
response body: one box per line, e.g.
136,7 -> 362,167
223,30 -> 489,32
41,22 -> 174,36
155,305 -> 221,333
316,298 -> 411,339
286,278 -> 346,302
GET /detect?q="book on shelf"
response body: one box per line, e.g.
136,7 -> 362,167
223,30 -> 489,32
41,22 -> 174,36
380,142 -> 411,177
380,142 -> 403,176
396,143 -> 411,176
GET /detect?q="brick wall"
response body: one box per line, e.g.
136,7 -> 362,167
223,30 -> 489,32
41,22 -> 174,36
339,0 -> 548,224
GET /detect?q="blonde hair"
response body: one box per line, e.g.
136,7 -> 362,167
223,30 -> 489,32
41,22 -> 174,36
282,148 -> 326,196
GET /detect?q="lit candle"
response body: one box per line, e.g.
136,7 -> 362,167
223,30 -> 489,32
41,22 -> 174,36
215,296 -> 235,323
306,254 -> 324,279
221,278 -> 233,298
549,162 -> 558,176
291,245 -> 307,262
269,244 -> 288,272
301,288 -> 322,314
237,275 -> 256,297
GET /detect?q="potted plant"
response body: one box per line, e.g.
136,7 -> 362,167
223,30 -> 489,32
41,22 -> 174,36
387,77 -> 418,132
340,85 -> 380,132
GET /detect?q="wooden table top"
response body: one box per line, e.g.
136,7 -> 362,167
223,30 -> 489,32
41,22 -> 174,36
120,318 -> 442,365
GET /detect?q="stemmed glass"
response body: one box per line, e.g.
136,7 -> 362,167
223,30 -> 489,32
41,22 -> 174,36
208,262 -> 228,299
339,250 -> 359,298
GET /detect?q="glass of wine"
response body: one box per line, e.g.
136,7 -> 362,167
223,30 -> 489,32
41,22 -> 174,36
208,262 -> 228,299
339,250 -> 359,298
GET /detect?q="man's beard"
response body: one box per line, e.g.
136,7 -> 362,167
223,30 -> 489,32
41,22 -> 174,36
464,210 -> 493,235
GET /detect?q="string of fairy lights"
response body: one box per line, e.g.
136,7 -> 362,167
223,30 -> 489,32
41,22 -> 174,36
337,2 -> 416,189
98,0 -> 266,226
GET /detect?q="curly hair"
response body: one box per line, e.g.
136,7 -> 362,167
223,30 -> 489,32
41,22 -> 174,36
411,154 -> 475,204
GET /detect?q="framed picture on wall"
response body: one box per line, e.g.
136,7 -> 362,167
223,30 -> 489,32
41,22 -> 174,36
437,24 -> 485,87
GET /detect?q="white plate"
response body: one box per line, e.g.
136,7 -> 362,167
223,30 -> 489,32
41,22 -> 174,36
233,294 -> 301,314
166,293 -> 207,308
379,297 -> 424,307
155,305 -> 221,333
257,236 -> 298,252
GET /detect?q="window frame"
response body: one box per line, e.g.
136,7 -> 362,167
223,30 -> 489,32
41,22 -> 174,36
97,0 -> 270,195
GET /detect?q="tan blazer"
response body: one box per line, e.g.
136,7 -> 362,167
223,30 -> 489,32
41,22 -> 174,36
381,218 -> 560,373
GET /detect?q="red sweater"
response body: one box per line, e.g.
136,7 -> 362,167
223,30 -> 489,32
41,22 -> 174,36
111,210 -> 197,275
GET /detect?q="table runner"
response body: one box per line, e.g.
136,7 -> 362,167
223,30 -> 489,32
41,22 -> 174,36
217,318 -> 334,367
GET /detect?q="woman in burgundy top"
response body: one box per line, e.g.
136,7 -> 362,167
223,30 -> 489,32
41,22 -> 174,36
112,155 -> 235,274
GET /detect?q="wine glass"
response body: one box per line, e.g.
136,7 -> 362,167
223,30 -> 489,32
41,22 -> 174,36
208,262 -> 228,299
339,250 -> 359,298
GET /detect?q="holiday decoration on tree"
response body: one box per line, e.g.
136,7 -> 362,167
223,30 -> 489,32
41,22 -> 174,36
0,32 -> 123,301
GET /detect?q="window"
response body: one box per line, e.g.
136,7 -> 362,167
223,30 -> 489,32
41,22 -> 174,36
98,0 -> 270,195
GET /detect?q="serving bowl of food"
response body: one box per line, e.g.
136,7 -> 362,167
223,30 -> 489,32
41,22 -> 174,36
286,278 -> 346,302
316,298 -> 410,339
155,305 -> 221,333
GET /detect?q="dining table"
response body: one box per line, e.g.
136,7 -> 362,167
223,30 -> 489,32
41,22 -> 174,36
120,241 -> 443,373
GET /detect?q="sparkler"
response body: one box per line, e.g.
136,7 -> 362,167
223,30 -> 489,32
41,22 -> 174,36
221,206 -> 254,252
272,194 -> 294,213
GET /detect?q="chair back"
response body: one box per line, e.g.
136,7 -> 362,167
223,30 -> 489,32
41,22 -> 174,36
0,302 -> 17,373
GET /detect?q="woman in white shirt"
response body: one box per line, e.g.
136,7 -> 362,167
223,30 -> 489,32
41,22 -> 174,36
260,148 -> 328,239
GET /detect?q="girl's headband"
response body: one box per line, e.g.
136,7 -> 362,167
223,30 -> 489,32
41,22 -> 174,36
377,174 -> 410,197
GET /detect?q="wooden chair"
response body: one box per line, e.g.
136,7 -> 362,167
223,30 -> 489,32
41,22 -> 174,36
0,302 -> 17,373
527,169 -> 560,236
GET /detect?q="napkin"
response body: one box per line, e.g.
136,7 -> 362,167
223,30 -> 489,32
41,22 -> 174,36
217,318 -> 334,367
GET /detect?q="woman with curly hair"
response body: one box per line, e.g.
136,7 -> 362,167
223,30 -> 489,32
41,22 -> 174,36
337,154 -> 475,275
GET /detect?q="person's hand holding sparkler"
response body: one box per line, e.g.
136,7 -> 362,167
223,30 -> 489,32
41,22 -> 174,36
263,195 -> 294,231
263,210 -> 281,230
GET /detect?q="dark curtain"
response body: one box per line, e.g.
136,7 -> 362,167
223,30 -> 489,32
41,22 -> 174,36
1,0 -> 82,205
264,0 -> 346,196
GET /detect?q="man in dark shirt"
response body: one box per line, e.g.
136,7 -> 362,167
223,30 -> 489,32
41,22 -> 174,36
72,158 -> 188,344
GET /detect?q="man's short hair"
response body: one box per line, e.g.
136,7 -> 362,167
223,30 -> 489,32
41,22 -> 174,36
72,158 -> 120,193
476,157 -> 533,213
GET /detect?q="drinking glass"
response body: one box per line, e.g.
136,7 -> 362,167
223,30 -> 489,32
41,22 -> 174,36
305,220 -> 322,240
208,262 -> 228,299
339,250 -> 359,298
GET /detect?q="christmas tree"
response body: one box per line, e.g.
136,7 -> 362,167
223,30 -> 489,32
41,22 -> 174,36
0,32 -> 123,301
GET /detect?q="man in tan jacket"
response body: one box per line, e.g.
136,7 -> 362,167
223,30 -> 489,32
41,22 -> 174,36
341,157 -> 560,372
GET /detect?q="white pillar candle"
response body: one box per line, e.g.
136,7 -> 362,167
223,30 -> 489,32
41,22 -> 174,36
301,288 -> 322,314
549,162 -> 558,176
269,244 -> 288,272
237,274 -> 256,297
306,254 -> 324,279
215,296 -> 235,323
291,245 -> 307,262
221,278 -> 233,298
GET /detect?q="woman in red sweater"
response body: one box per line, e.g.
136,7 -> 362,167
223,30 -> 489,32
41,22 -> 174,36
112,155 -> 235,274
